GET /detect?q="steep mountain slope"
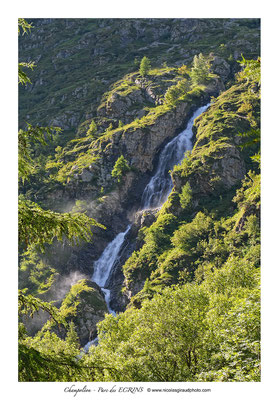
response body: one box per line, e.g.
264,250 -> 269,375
18,19 -> 260,380
79,60 -> 260,382
19,18 -> 260,137
120,69 -> 260,308
19,51 -> 227,285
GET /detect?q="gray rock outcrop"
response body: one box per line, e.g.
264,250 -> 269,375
65,279 -> 108,346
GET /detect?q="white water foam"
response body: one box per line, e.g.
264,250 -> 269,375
91,225 -> 131,314
141,103 -> 210,209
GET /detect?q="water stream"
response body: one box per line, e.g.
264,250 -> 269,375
91,225 -> 131,315
141,103 -> 210,209
84,103 -> 210,350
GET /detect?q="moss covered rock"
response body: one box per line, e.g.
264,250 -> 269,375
62,279 -> 108,346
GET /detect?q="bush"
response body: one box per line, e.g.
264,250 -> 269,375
86,120 -> 98,137
177,64 -> 190,77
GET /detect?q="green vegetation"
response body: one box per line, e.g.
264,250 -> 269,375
86,110 -> 261,380
38,50 -> 252,192
111,155 -> 130,183
19,18 -> 260,142
18,18 -> 260,383
19,247 -> 58,296
18,280 -> 93,381
179,181 -> 192,209
18,20 -> 106,381
18,197 -> 104,251
139,56 -> 151,77
164,78 -> 190,105
190,53 -> 212,85
123,58 -> 260,297
82,278 -> 259,381
47,150 -> 100,184
86,120 -> 98,137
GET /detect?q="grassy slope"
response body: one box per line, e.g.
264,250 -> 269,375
19,18 -> 260,137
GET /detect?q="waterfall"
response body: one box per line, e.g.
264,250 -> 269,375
84,103 -> 210,351
141,103 -> 210,209
91,225 -> 131,314
81,226 -> 131,352
91,103 -> 210,313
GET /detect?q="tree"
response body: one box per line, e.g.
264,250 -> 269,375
18,198 -> 104,251
18,19 -> 105,381
164,84 -> 181,105
238,55 -> 261,85
83,284 -> 209,381
139,56 -> 151,77
190,53 -> 211,86
111,155 -> 130,183
164,79 -> 190,106
179,181 -> 192,209
18,19 -> 35,85
177,64 -> 190,77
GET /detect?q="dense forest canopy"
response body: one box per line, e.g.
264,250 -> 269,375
18,18 -> 260,383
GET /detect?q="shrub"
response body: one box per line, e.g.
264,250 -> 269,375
86,120 -> 98,137
177,64 -> 190,77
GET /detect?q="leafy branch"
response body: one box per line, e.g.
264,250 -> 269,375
19,124 -> 62,182
18,198 -> 105,251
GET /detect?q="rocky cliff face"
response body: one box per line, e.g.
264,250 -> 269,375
41,80 -> 220,283
57,69 -> 224,196
119,74 -> 260,305
172,82 -> 260,200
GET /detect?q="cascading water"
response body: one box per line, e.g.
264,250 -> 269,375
141,103 -> 210,209
84,103 -> 210,351
91,225 -> 131,314
82,225 -> 131,352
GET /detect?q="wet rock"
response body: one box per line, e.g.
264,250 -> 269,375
134,208 -> 159,229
